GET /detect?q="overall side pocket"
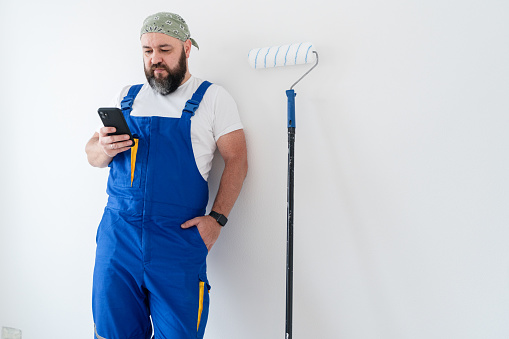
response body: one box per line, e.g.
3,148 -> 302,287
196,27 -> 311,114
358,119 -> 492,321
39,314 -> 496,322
197,274 -> 211,338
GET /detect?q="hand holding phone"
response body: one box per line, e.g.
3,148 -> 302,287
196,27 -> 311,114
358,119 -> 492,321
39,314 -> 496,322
98,107 -> 135,146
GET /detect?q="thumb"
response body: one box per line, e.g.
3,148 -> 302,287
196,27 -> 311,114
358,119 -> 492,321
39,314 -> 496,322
181,217 -> 199,229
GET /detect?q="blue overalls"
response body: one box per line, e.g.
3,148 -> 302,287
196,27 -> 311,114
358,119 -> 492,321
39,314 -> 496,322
93,81 -> 213,339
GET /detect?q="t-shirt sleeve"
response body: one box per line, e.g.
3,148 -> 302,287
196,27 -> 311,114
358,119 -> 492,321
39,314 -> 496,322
212,86 -> 243,141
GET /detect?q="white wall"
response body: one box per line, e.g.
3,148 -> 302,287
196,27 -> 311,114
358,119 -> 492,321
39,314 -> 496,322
1,0 -> 508,338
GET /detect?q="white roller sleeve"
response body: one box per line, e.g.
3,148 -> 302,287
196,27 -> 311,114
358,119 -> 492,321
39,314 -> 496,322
248,42 -> 316,69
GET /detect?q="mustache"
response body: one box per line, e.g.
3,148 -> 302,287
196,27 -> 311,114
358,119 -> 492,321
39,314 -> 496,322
150,63 -> 170,72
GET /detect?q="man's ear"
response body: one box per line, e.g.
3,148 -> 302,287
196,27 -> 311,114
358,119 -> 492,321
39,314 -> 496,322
184,39 -> 192,58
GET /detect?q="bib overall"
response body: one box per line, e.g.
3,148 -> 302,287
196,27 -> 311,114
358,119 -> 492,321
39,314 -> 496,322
93,82 -> 212,339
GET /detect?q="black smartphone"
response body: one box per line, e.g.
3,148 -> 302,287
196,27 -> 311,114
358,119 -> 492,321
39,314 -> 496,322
98,107 -> 135,146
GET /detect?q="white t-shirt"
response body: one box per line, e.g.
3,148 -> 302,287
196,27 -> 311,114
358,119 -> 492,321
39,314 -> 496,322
106,76 -> 243,181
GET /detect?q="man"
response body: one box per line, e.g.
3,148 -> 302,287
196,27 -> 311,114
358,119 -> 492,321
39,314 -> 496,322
85,12 -> 247,339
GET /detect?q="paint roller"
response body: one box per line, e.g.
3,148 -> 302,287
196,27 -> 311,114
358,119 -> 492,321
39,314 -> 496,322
248,42 -> 317,69
248,42 -> 319,339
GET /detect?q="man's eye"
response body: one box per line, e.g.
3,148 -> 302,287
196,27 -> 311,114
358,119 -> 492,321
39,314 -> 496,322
161,50 -> 170,53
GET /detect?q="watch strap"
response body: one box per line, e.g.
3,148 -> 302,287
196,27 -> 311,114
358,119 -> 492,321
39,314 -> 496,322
209,211 -> 228,226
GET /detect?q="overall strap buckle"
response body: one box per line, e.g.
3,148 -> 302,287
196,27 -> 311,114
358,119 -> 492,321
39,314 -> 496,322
183,99 -> 200,116
182,81 -> 213,117
121,84 -> 143,114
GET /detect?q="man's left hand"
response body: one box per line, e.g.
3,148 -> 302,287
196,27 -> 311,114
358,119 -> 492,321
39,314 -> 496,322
181,216 -> 222,252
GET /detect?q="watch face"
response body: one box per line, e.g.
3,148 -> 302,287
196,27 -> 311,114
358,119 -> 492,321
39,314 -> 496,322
217,215 -> 227,226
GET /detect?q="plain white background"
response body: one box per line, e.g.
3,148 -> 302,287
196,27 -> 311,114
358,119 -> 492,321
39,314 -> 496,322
1,0 -> 508,338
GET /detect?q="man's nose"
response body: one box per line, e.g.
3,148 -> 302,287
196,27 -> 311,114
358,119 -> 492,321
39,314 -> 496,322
151,51 -> 163,65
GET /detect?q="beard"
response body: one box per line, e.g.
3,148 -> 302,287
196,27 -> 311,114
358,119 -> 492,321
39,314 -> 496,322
145,47 -> 187,96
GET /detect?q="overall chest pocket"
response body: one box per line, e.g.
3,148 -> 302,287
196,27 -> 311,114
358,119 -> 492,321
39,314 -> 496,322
108,137 -> 143,188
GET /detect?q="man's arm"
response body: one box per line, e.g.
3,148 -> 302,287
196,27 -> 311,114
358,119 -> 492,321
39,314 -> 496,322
181,129 -> 248,251
85,127 -> 133,168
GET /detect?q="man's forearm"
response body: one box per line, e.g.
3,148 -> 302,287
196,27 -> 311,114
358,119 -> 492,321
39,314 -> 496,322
211,151 -> 248,217
85,135 -> 114,168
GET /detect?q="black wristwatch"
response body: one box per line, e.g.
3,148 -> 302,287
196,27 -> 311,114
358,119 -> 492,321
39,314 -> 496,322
209,211 -> 228,226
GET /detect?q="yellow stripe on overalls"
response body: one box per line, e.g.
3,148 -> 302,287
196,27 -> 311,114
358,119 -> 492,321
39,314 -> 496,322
197,281 -> 205,331
131,138 -> 139,187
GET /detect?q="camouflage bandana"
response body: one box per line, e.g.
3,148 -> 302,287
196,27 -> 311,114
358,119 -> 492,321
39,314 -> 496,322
140,12 -> 199,49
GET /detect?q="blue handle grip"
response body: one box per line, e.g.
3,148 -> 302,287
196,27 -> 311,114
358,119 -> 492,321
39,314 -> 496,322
286,90 -> 296,128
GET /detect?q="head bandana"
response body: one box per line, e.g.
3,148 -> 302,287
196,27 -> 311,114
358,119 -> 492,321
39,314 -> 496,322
140,12 -> 199,49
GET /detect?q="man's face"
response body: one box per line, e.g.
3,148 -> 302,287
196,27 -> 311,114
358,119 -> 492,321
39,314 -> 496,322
141,33 -> 190,95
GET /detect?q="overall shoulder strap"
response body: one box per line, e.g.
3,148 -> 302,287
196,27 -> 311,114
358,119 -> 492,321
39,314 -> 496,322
182,81 -> 213,117
120,84 -> 143,115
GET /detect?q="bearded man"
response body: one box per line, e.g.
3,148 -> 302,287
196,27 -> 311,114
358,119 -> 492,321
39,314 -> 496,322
85,12 -> 247,339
